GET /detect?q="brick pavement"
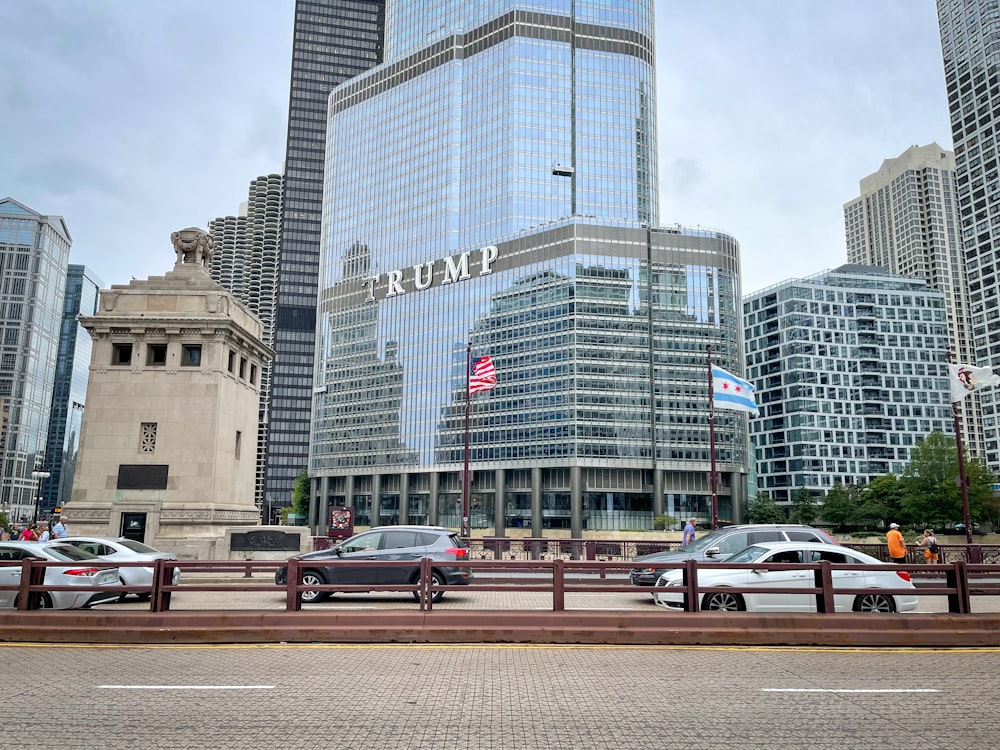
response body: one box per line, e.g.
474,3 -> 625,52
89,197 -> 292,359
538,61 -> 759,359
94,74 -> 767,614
1,642 -> 997,749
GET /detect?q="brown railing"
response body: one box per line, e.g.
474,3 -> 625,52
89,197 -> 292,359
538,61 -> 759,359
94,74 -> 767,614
3,556 -> 999,615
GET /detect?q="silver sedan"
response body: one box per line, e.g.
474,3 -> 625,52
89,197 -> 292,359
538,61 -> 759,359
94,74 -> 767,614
57,537 -> 180,600
0,542 -> 121,609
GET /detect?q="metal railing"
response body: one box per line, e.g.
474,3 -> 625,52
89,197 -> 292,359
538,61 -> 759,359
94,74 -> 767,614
2,556 -> 999,615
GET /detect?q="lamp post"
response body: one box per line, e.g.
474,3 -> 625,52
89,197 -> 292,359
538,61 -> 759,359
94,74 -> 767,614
30,469 -> 50,523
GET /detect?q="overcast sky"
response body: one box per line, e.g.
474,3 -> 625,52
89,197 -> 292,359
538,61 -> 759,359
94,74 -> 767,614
1,1 -> 951,293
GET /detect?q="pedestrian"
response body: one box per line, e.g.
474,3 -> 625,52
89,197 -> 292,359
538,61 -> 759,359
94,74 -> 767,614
682,517 -> 697,548
52,516 -> 68,539
886,522 -> 907,564
36,525 -> 50,542
915,528 -> 939,564
20,523 -> 38,542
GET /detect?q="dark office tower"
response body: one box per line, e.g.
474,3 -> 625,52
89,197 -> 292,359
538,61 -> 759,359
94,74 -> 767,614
264,0 -> 386,513
937,1 -> 1000,472
42,264 -> 102,513
209,173 -> 283,513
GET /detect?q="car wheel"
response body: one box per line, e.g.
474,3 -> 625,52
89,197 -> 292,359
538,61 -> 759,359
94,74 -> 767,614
118,577 -> 130,602
701,591 -> 745,612
412,571 -> 447,603
14,593 -> 52,609
300,570 -> 329,603
853,593 -> 895,613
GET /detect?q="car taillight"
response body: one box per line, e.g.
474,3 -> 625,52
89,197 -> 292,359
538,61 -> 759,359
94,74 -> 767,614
446,547 -> 468,558
64,568 -> 100,576
895,571 -> 911,582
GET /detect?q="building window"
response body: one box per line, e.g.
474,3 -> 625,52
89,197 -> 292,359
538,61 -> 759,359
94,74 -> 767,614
239,357 -> 247,380
228,350 -> 236,373
146,343 -> 167,366
140,422 -> 157,453
112,343 -> 133,366
235,430 -> 242,459
249,363 -> 257,385
181,344 -> 202,367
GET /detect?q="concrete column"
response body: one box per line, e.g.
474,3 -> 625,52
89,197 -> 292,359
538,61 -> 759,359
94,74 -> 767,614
730,472 -> 746,524
345,475 -> 355,511
372,473 -> 382,527
429,472 -> 439,525
570,465 -> 583,538
308,477 -> 320,531
494,468 -> 506,537
531,467 -> 542,537
399,473 -> 409,525
318,475 -> 330,535
653,468 -> 664,518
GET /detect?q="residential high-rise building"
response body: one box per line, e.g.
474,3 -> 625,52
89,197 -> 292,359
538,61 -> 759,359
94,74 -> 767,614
41,264 -> 102,513
209,173 -> 283,515
937,1 -> 1000,472
745,265 -> 953,502
843,143 -> 981,454
265,1 -> 386,514
0,197 -> 72,523
309,0 -> 752,535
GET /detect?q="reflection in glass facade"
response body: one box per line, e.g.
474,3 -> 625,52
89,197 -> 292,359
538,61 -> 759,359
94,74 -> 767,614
311,1 -> 751,535
42,264 -> 102,513
0,198 -> 72,523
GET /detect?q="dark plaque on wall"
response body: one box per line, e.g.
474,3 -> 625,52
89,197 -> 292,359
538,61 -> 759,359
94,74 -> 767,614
328,506 -> 354,539
231,530 -> 302,552
117,464 -> 169,490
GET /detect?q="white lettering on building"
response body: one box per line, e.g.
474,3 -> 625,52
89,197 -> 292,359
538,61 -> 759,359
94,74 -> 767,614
363,246 -> 500,302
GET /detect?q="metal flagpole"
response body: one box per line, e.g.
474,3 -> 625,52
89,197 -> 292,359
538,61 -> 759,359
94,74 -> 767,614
952,403 -> 974,546
462,343 -> 472,539
707,346 -> 719,530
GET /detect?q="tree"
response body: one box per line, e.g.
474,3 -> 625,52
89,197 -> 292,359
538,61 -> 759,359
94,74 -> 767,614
790,486 -> 818,525
820,483 -> 856,529
291,467 -> 310,518
901,432 -> 996,527
745,494 -> 786,524
860,473 -> 904,529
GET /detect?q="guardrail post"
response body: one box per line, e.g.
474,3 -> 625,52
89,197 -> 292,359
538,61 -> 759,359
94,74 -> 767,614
420,557 -> 431,612
815,560 -> 834,613
17,557 -> 44,610
149,558 -> 172,612
683,559 -> 698,612
244,559 -> 254,578
285,558 -> 301,612
553,558 -> 565,611
946,560 -> 971,614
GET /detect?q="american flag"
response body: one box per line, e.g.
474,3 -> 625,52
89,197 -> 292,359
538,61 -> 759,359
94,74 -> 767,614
469,355 -> 497,394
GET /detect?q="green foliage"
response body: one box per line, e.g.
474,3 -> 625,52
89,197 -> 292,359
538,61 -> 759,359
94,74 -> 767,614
291,467 -> 310,517
0,511 -> 9,534
746,494 -> 787,524
900,432 -> 996,527
819,483 -> 854,528
652,514 -> 677,531
790,486 -> 818,525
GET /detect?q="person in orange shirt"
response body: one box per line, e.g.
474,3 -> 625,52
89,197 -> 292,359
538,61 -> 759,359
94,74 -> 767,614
915,529 -> 939,563
886,523 -> 907,564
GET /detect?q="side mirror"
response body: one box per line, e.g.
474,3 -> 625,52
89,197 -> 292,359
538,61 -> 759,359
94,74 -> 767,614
332,545 -> 344,556
704,546 -> 721,558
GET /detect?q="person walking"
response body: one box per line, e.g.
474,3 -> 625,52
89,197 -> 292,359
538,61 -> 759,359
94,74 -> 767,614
886,522 -> 907,564
915,529 -> 939,564
682,517 -> 697,548
36,525 -> 50,542
52,516 -> 68,539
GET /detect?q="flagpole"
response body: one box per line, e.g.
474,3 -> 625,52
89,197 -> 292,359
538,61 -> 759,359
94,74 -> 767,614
462,343 -> 472,539
953,403 -> 974,546
707,346 -> 719,530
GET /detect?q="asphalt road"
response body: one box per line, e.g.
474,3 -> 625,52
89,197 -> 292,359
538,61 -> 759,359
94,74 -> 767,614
3,642 -> 996,750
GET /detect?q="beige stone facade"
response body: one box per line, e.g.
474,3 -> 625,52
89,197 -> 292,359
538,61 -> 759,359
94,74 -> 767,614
65,229 -> 273,559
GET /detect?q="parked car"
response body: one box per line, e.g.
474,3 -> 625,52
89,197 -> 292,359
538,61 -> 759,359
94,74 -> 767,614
0,541 -> 122,609
652,541 -> 918,613
275,525 -> 473,603
57,537 -> 180,600
629,524 -> 840,587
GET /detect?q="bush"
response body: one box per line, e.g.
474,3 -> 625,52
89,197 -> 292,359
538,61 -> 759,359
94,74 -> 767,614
652,514 -> 677,531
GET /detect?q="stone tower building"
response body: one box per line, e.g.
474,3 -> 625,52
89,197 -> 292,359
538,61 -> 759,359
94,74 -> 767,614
65,228 -> 273,558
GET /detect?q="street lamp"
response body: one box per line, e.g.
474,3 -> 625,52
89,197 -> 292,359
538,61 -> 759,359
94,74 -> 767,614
30,468 -> 50,523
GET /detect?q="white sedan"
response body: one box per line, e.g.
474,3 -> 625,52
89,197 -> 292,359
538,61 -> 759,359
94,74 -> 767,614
652,541 -> 919,613
57,537 -> 180,600
0,542 -> 121,609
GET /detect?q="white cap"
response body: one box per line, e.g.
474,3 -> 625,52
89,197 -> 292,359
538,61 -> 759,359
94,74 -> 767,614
889,523 -> 899,529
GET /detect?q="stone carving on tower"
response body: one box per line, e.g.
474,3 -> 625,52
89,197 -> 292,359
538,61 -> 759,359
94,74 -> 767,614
171,227 -> 216,267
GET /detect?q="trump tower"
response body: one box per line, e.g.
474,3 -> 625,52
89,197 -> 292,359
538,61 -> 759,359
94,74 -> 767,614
307,0 -> 751,538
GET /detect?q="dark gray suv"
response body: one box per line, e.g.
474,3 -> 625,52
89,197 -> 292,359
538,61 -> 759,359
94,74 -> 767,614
629,524 -> 839,587
275,525 -> 473,603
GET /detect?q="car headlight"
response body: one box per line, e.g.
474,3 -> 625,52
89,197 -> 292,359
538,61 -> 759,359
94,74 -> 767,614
656,575 -> 682,588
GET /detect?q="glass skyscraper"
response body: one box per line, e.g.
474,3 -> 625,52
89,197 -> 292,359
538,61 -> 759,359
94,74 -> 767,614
265,0 -> 386,515
310,0 -> 750,536
42,264 -> 102,513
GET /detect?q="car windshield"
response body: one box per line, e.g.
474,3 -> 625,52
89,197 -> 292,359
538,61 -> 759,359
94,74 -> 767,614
683,530 -> 733,553
724,545 -> 768,564
44,544 -> 99,561
116,539 -> 160,554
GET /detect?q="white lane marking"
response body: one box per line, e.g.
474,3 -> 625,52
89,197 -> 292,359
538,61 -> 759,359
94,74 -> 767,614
763,688 -> 938,693
97,685 -> 274,690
